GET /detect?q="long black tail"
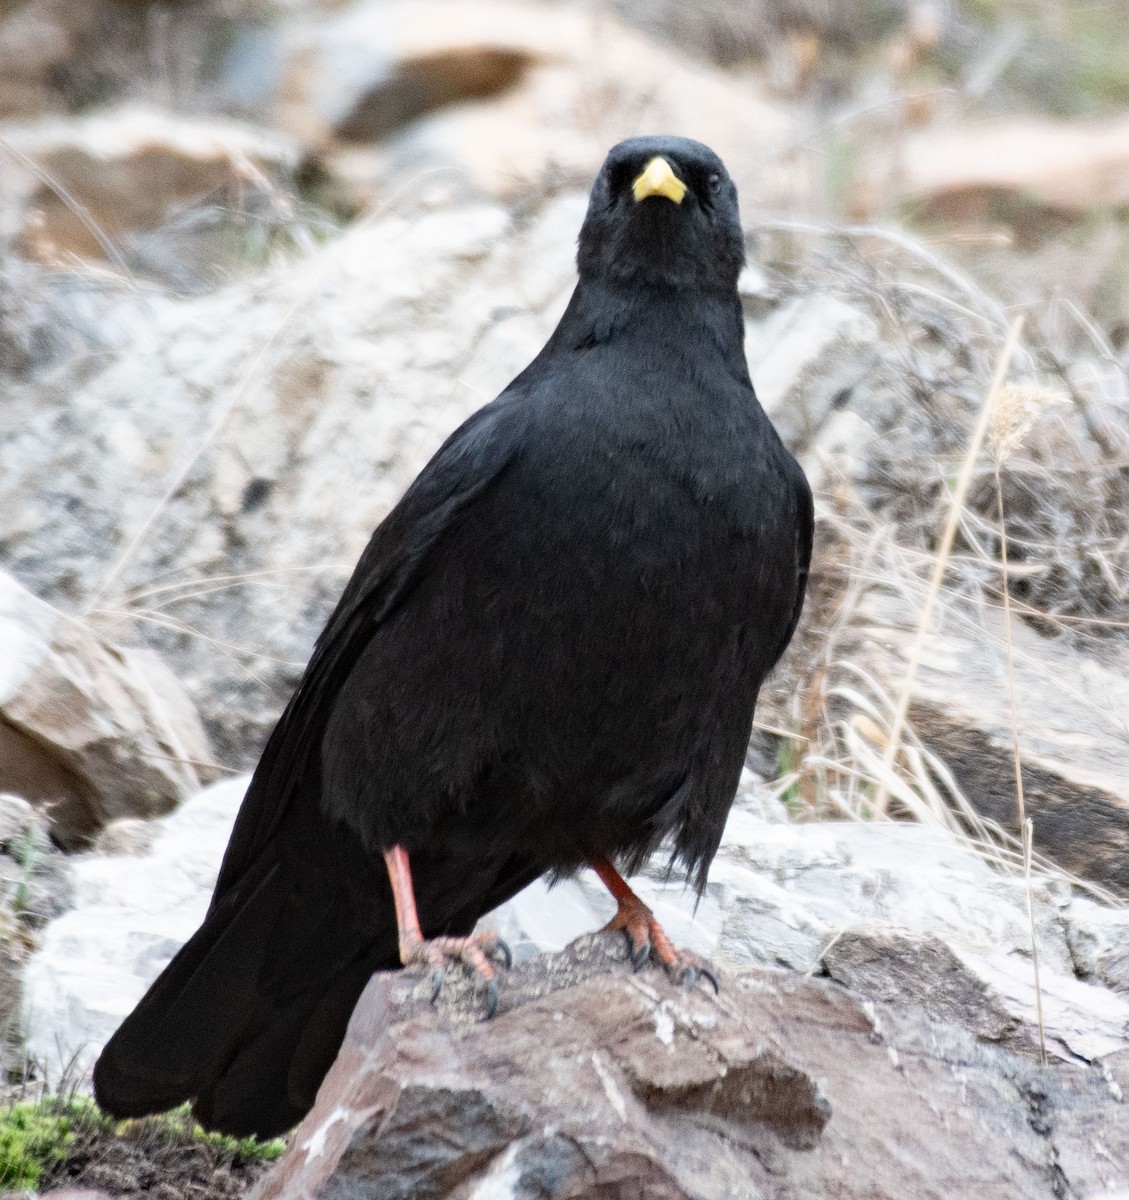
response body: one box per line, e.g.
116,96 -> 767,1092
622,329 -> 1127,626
92,842 -> 399,1138
93,828 -> 542,1139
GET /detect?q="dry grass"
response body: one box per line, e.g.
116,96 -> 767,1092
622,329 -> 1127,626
755,217 -> 1129,650
991,376 -> 1047,1059
754,217 -> 1128,912
870,314 -> 1024,817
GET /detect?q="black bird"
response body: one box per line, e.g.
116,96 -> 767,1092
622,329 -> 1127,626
93,136 -> 813,1139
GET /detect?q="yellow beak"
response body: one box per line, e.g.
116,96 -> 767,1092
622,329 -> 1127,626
632,157 -> 687,204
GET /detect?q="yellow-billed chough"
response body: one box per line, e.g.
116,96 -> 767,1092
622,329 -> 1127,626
93,136 -> 813,1138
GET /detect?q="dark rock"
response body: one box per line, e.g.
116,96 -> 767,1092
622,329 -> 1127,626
335,47 -> 532,143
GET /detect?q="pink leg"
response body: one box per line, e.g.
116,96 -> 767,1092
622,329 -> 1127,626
383,845 -> 512,1014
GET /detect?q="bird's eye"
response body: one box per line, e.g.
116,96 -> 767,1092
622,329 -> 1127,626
707,173 -> 722,192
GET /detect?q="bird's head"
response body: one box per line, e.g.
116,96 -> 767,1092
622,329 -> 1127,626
577,136 -> 745,293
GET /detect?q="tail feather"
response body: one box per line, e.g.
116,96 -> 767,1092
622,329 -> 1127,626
193,952 -> 390,1138
94,858 -> 283,1115
94,833 -> 544,1138
92,852 -> 392,1132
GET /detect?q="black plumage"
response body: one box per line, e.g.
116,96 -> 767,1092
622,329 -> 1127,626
93,136 -> 813,1139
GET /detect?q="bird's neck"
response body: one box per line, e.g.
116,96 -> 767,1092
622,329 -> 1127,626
552,278 -> 751,385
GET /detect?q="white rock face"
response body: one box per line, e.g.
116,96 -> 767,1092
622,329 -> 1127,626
22,775 -> 246,1083
743,293 -> 881,452
0,193 -> 587,767
22,771 -> 1129,1082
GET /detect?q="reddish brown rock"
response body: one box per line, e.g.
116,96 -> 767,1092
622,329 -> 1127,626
0,570 -> 213,847
251,934 -> 1129,1200
0,106 -> 299,265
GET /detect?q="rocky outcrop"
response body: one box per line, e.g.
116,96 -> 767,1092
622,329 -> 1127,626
250,934 -> 1128,1200
23,771 -> 1129,1090
0,570 -> 212,848
855,114 -> 1129,224
0,195 -> 580,763
0,106 -> 300,269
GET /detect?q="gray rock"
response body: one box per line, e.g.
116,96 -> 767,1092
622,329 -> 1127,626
1063,898 -> 1129,995
708,811 -> 1129,1065
744,292 -> 882,453
249,935 -> 1129,1200
0,571 -> 214,847
0,106 -> 301,273
0,793 -> 35,845
0,196 -> 582,766
822,926 -> 1024,1046
21,775 -> 245,1076
4,819 -> 74,932
92,818 -> 158,858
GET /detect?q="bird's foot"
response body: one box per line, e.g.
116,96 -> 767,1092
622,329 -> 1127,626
603,895 -> 718,993
398,931 -> 512,1017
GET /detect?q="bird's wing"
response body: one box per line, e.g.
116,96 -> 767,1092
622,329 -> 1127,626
775,458 -> 814,668
210,395 -> 527,906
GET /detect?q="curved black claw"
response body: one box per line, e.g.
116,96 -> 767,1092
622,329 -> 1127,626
429,968 -> 445,1004
494,938 -> 513,970
632,941 -> 652,972
483,978 -> 500,1019
674,962 -> 720,993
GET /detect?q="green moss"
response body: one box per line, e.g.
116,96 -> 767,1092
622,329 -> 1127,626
0,1097 -> 110,1190
0,1097 -> 284,1191
142,1104 -> 287,1163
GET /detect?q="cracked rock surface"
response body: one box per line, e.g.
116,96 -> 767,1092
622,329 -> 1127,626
252,935 -> 1129,1200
